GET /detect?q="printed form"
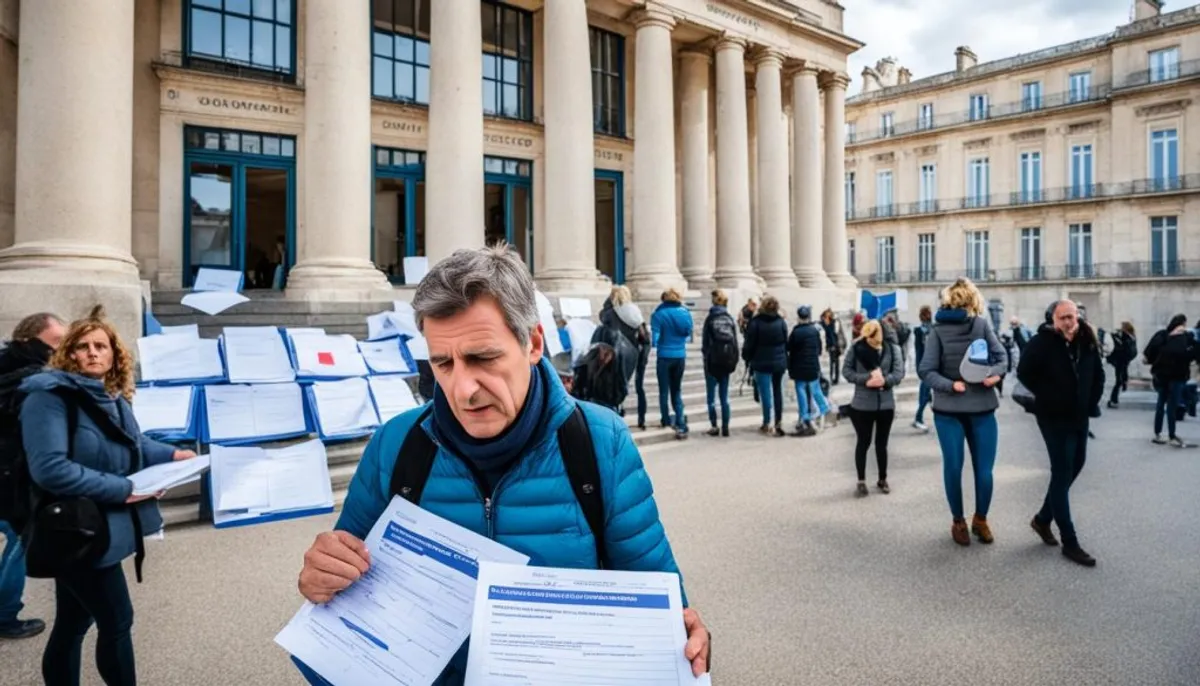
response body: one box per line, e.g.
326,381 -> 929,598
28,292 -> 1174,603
464,563 -> 709,686
275,496 -> 529,686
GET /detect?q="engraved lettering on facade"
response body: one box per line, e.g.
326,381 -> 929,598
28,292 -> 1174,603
595,149 -> 624,162
484,134 -> 534,148
195,95 -> 294,116
383,120 -> 424,133
705,3 -> 761,31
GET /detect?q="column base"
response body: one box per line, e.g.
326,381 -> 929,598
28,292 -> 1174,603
0,240 -> 141,276
627,266 -> 688,301
285,258 -> 394,301
794,267 -> 834,289
680,267 -> 717,295
714,266 -> 762,294
825,271 -> 859,289
758,266 -> 800,290
0,267 -> 145,346
534,267 -> 613,298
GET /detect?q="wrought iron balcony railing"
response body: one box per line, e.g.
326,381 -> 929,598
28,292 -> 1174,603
860,261 -> 1199,286
1115,58 -> 1200,90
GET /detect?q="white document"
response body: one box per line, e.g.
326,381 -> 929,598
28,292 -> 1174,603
204,383 -> 307,442
358,340 -> 415,375
535,291 -> 564,357
390,302 -> 423,338
131,386 -> 195,433
368,375 -> 419,422
128,455 -> 211,497
292,333 -> 369,378
311,378 -> 380,437
160,323 -> 200,339
275,496 -> 529,686
564,318 -> 597,365
286,327 -> 327,338
559,297 -> 592,319
366,311 -> 400,341
403,256 -> 429,284
211,440 -> 332,514
192,267 -> 243,292
222,327 -> 296,383
215,449 -> 272,511
180,291 -> 249,315
464,562 -> 704,686
403,335 -> 430,361
138,335 -> 225,383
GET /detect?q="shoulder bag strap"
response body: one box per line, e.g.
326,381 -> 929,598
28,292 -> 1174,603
388,407 -> 437,504
557,404 -> 606,569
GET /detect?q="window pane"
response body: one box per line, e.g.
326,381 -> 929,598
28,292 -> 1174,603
395,35 -> 414,62
484,158 -> 504,174
189,163 -> 234,268
225,15 -> 251,63
253,0 -> 273,19
405,152 -> 422,166
222,132 -> 240,151
481,3 -> 498,48
505,160 -> 519,175
263,136 -> 281,156
503,8 -> 520,52
227,0 -> 251,15
276,0 -> 291,23
396,63 -> 414,100
502,57 -> 518,84
483,54 -> 496,80
372,0 -> 392,27
482,80 -> 497,115
503,84 -> 519,117
396,0 -> 416,30
204,132 -> 221,150
373,56 -> 392,97
415,66 -> 430,104
191,9 -> 222,57
417,0 -> 430,36
275,26 -> 291,70
415,40 -> 430,66
241,134 -> 261,154
194,0 -> 220,7
373,31 -> 393,57
281,138 -> 295,157
252,20 -> 273,66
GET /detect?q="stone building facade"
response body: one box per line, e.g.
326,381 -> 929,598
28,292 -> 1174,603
844,0 -> 1200,357
0,0 -> 863,340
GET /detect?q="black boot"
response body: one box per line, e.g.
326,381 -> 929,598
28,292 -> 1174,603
1062,545 -> 1096,567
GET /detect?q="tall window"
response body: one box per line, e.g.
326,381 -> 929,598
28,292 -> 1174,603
1070,144 -> 1094,198
1068,223 -> 1094,278
482,1 -> 534,120
848,239 -> 857,275
1019,151 -> 1042,203
1150,129 -> 1179,191
967,158 -> 990,208
881,112 -> 895,137
965,230 -> 989,280
1068,71 -> 1092,103
918,163 -> 936,212
590,28 -> 624,136
1021,81 -> 1043,111
187,0 -> 294,76
1151,216 -> 1179,275
875,170 -> 894,217
1150,47 -> 1181,83
372,0 -> 431,103
918,103 -> 934,130
917,233 -> 936,281
846,121 -> 857,143
875,237 -> 896,282
845,172 -> 857,219
1020,227 -> 1042,280
969,94 -> 989,121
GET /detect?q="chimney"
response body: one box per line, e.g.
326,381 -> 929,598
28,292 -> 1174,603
897,67 -> 912,85
955,46 -> 977,73
1134,0 -> 1163,21
861,67 -> 881,93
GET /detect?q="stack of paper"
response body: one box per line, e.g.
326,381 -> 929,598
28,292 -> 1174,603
210,440 -> 334,527
358,339 -> 414,375
138,334 -> 225,385
535,291 -> 563,357
222,327 -> 296,383
131,386 -> 197,438
181,267 -> 249,315
203,383 -> 308,444
368,375 -> 420,422
388,302 -> 431,361
128,455 -> 211,497
309,378 -> 380,440
291,333 -> 369,379
159,323 -> 200,338
564,318 -> 598,365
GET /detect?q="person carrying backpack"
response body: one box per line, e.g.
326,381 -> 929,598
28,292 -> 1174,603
295,246 -> 711,686
701,290 -> 738,437
0,313 -> 65,641
594,286 -> 644,423
1106,322 -> 1137,409
787,305 -> 831,436
571,342 -> 626,413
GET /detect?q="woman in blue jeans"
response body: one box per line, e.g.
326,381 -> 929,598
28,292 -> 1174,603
651,288 -> 694,438
918,278 -> 1008,547
1144,314 -> 1193,447
742,296 -> 789,437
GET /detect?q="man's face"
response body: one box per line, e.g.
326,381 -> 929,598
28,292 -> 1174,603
1053,302 -> 1080,341
38,319 -> 66,349
424,296 -> 543,439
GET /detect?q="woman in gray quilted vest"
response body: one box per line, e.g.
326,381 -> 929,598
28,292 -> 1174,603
842,320 -> 905,497
918,278 -> 1008,547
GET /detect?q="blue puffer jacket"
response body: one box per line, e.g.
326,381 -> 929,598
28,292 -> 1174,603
299,357 -> 686,686
19,370 -> 176,569
651,302 -> 694,359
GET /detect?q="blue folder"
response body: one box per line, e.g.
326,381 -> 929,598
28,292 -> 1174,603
141,337 -> 227,387
198,383 -> 314,446
304,383 -> 380,443
134,384 -> 201,442
361,337 -> 419,376
219,328 -> 297,384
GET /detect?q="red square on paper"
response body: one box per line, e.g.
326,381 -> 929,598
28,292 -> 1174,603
317,352 -> 335,366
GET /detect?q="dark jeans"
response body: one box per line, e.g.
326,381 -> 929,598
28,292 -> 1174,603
634,346 -> 649,426
753,371 -> 784,426
44,563 -> 136,686
0,520 -> 26,626
657,357 -> 687,432
1109,363 -> 1129,404
1034,417 -> 1089,549
933,412 -> 999,519
850,409 -> 894,481
705,373 -> 731,430
914,382 -> 932,424
1154,379 -> 1185,438
829,352 -> 841,384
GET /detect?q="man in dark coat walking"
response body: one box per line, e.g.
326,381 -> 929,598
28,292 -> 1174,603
787,306 -> 831,435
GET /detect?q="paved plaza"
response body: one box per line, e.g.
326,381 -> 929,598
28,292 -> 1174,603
2,386 -> 1199,685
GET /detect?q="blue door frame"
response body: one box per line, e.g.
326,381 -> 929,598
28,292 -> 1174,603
594,169 -> 625,284
484,171 -> 534,268
371,165 -> 426,283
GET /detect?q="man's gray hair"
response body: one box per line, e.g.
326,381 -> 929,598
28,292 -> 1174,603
412,244 -> 539,346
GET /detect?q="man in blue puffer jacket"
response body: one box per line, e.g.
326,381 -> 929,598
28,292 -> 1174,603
651,288 -> 694,437
296,246 -> 710,686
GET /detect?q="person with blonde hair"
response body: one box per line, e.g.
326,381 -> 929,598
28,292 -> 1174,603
918,277 -> 1008,546
743,295 -> 789,436
651,287 -> 694,438
597,284 -> 650,426
19,306 -> 197,684
842,319 -> 904,495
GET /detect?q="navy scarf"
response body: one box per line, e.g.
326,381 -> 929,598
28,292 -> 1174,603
430,362 -> 548,484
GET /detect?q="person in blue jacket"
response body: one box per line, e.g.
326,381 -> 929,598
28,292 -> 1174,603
651,288 -> 694,438
19,306 -> 197,686
296,246 -> 710,686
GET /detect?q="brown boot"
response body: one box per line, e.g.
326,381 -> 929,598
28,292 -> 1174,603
971,515 -> 994,544
951,518 -> 970,546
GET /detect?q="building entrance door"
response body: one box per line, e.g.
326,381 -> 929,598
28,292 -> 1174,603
594,170 -> 624,283
484,156 -> 533,268
372,148 -> 427,284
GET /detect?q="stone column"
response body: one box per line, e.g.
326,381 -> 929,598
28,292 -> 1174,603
629,9 -> 684,296
0,0 -> 144,339
713,37 -> 758,291
678,47 -> 714,291
538,0 -> 602,292
791,66 -> 831,286
821,72 -> 855,287
425,0 -> 483,265
746,84 -> 759,272
287,0 -> 388,295
754,50 -> 797,289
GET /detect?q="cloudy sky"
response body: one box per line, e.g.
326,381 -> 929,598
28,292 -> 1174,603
843,0 -> 1185,92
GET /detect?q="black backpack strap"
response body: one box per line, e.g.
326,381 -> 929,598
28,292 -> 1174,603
388,407 -> 437,504
557,404 -> 607,568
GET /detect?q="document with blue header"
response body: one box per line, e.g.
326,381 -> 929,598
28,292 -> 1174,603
464,562 -> 709,686
275,496 -> 529,686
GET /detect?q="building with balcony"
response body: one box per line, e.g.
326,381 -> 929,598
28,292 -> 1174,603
843,0 -> 1200,346
0,0 -> 863,340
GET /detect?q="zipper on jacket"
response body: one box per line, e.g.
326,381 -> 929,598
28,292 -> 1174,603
429,434 -> 497,539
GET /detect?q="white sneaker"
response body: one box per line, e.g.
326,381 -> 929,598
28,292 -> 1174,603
912,420 -> 929,433
1152,434 -> 1168,445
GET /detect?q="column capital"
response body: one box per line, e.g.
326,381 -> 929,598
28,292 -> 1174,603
819,71 -> 852,91
630,7 -> 676,31
714,33 -> 747,53
749,47 -> 786,69
785,61 -> 823,80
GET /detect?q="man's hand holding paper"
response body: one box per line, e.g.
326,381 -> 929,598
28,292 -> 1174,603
297,531 -> 371,604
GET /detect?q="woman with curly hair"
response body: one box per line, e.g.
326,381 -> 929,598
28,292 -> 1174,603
19,306 -> 197,685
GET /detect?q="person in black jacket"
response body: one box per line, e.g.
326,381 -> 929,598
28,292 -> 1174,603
1143,314 -> 1193,447
787,305 -> 830,435
700,290 -> 738,437
0,312 -> 65,641
1106,321 -> 1137,409
743,296 -> 789,436
911,305 -> 933,432
1017,300 -> 1105,567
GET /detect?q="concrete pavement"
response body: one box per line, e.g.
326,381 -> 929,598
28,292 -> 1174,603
2,384 -> 1198,685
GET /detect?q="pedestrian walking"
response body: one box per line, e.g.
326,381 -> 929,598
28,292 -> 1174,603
701,290 -> 739,437
918,277 -> 1008,546
820,308 -> 845,384
787,305 -> 831,435
1143,314 -> 1194,447
1106,322 -> 1137,409
743,296 -> 789,437
1010,316 -> 1032,354
596,285 -> 649,426
1018,300 -> 1105,567
843,320 -> 904,496
911,305 -> 933,432
652,288 -> 694,438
